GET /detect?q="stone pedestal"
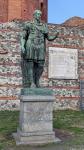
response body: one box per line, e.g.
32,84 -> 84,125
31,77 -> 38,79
13,88 -> 60,145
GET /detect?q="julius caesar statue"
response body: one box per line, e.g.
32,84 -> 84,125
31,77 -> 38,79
21,10 -> 59,88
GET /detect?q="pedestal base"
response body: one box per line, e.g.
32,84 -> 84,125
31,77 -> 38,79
13,88 -> 61,145
13,130 -> 60,145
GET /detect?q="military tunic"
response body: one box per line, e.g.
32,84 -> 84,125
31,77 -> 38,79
24,22 -> 48,61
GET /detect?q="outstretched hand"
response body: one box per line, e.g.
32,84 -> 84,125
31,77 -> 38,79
56,32 -> 59,37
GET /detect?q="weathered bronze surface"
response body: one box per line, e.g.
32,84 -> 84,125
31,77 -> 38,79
21,10 -> 59,88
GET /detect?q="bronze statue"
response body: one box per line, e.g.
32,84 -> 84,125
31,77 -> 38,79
21,10 -> 59,88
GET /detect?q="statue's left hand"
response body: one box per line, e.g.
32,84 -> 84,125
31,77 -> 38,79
56,32 -> 59,37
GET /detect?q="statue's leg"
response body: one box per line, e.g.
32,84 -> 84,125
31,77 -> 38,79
21,58 -> 35,87
35,60 -> 45,87
33,61 -> 38,87
28,60 -> 36,87
21,59 -> 30,87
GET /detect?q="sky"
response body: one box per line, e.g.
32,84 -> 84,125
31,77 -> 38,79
48,0 -> 84,24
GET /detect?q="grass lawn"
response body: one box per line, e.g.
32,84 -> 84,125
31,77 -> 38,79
0,110 -> 84,149
53,110 -> 84,145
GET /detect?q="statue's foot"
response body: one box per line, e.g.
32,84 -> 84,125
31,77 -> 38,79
30,83 -> 36,88
36,83 -> 40,88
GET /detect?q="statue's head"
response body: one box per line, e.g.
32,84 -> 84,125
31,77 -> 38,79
33,10 -> 42,21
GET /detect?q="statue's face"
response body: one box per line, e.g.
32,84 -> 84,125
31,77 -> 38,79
36,13 -> 41,20
34,10 -> 42,21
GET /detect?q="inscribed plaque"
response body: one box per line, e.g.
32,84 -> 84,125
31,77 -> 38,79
48,47 -> 78,79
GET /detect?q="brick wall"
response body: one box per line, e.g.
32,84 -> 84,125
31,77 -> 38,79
8,0 -> 22,21
0,21 -> 22,109
39,0 -> 48,22
0,0 -> 48,22
0,21 -> 84,110
21,0 -> 39,21
21,0 -> 48,22
0,0 -> 8,22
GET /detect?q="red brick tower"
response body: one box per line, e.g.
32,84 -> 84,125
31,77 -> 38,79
0,0 -> 48,22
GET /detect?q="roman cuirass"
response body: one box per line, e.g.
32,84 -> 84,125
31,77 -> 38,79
24,22 -> 48,60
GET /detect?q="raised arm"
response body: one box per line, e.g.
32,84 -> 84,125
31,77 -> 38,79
46,32 -> 59,41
